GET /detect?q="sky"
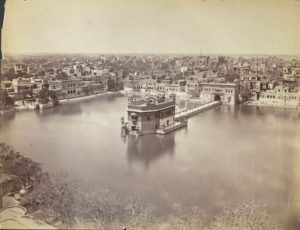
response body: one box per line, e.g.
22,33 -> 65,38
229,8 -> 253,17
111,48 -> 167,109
2,0 -> 300,55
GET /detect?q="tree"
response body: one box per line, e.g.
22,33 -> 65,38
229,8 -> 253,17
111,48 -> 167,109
241,87 -> 252,102
2,68 -> 15,80
224,73 -> 238,83
49,90 -> 59,105
56,72 -> 68,80
0,90 -> 14,108
107,78 -> 116,91
38,85 -> 50,104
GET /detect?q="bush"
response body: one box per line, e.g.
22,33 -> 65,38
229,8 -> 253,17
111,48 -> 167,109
209,201 -> 281,230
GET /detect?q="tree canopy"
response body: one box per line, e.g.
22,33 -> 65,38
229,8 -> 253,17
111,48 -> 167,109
0,90 -> 14,108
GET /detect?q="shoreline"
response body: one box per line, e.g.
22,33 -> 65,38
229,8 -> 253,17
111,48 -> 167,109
0,90 -> 126,114
2,96 -> 299,115
244,101 -> 300,110
58,90 -> 125,105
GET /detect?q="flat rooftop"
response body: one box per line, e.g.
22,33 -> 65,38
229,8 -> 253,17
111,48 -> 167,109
128,97 -> 175,112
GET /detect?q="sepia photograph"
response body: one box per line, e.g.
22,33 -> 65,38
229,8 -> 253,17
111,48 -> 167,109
0,0 -> 300,229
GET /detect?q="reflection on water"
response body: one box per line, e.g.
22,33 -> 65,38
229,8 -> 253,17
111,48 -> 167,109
126,134 -> 175,169
240,105 -> 300,119
106,93 -> 124,102
0,111 -> 16,122
38,103 -> 83,117
0,111 -> 16,130
0,96 -> 299,223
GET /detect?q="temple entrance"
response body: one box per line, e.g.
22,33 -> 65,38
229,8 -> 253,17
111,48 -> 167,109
214,95 -> 221,101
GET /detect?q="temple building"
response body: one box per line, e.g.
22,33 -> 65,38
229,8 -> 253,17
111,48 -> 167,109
126,94 -> 178,135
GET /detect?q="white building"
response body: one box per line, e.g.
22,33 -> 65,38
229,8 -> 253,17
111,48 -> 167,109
200,82 -> 239,105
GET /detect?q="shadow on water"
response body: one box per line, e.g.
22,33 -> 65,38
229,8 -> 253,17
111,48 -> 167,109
0,111 -> 16,129
0,111 -> 16,121
240,105 -> 300,120
125,133 -> 176,170
35,103 -> 83,118
106,93 -> 124,101
213,104 -> 300,121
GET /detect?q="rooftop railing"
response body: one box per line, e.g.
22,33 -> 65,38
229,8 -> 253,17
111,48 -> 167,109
128,100 -> 175,111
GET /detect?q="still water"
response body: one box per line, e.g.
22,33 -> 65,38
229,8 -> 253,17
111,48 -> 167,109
1,94 -> 299,221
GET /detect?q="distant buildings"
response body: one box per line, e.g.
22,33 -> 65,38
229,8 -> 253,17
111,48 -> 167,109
186,79 -> 200,97
48,79 -> 82,99
1,81 -> 13,94
1,54 -> 300,109
12,78 -> 35,94
200,82 -> 239,105
253,85 -> 299,108
13,64 -> 27,74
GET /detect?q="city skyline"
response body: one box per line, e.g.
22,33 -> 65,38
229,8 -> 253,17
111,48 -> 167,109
2,0 -> 300,55
1,10 -> 300,228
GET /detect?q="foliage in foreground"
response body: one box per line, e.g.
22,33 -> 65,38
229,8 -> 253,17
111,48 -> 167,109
0,143 -> 288,229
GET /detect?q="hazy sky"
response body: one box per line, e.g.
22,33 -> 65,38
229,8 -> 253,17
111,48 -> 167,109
2,0 -> 300,55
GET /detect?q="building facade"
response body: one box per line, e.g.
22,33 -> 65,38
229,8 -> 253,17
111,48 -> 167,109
200,83 -> 239,105
186,79 -> 200,97
127,95 -> 175,134
259,85 -> 299,108
48,79 -> 82,99
12,78 -> 34,94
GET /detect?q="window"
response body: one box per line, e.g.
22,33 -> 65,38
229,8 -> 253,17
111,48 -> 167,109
147,116 -> 150,121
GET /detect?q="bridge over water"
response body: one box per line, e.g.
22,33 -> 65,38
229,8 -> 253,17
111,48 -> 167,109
175,101 -> 222,120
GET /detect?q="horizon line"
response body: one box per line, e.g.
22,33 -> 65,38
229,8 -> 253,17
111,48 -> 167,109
2,51 -> 300,58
